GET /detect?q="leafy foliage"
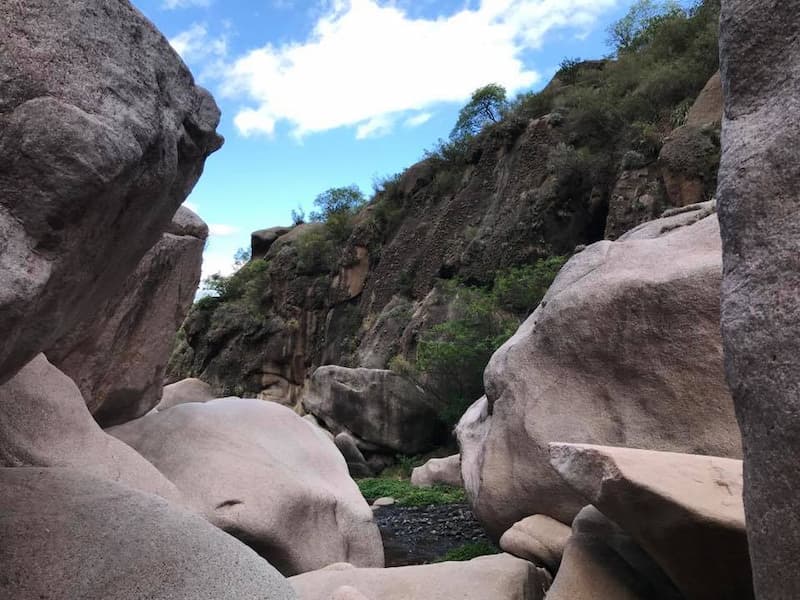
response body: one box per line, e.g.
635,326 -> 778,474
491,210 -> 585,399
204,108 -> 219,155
357,478 -> 466,506
493,257 -> 568,314
309,185 -> 366,242
450,83 -> 508,141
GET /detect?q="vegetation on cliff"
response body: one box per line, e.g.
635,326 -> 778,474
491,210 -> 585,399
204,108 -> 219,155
170,0 -> 722,436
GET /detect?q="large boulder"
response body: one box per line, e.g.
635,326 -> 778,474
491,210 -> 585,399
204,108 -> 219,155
498,514 -> 571,572
0,354 -> 181,503
411,455 -> 463,488
0,467 -> 294,600
158,377 -> 217,410
457,213 -> 742,538
550,443 -> 752,599
717,2 -> 800,596
109,397 -> 384,576
48,206 -> 207,427
0,0 -> 222,384
289,554 -> 551,600
304,366 -> 443,454
546,506 -> 680,600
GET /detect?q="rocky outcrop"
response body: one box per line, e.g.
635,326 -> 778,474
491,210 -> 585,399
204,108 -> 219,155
0,0 -> 222,384
457,212 -> 741,538
546,506 -> 681,600
550,443 -> 751,599
289,554 -> 551,600
0,467 -> 293,600
410,455 -> 463,488
252,226 -> 294,259
109,397 -> 383,576
158,377 -> 217,410
498,514 -> 571,572
0,354 -> 182,503
304,366 -> 443,455
335,432 -> 374,478
48,207 -> 207,427
717,2 -> 800,597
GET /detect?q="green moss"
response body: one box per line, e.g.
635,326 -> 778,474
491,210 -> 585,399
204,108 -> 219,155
435,541 -> 500,563
357,478 -> 466,506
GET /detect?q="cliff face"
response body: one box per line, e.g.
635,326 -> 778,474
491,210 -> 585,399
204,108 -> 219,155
171,42 -> 723,405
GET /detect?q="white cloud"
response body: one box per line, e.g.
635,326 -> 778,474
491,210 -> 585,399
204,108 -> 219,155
208,224 -> 239,236
404,112 -> 433,128
221,0 -> 619,139
199,249 -> 238,286
182,200 -> 200,213
169,23 -> 227,63
356,114 -> 395,140
163,0 -> 212,9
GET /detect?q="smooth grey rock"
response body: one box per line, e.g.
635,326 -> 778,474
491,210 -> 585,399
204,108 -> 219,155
411,455 -> 463,488
335,432 -> 374,478
0,354 -> 182,503
0,467 -> 294,600
550,444 -> 751,599
49,207 -> 207,426
717,2 -> 800,597
290,554 -> 551,600
0,0 -> 222,384
304,366 -> 442,455
457,215 -> 742,538
499,514 -> 571,571
158,377 -> 217,411
110,397 -> 384,576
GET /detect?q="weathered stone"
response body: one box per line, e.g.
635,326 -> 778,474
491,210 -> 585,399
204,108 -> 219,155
158,377 -> 217,410
658,125 -> 720,208
457,214 -> 741,538
290,554 -> 551,600
550,443 -> 751,599
685,71 -> 723,128
499,514 -> 571,571
252,226 -> 294,259
304,366 -> 443,455
716,5 -> 800,595
604,167 -> 666,240
547,506 -> 681,600
411,455 -> 463,488
620,200 -> 716,241
0,467 -> 293,600
49,207 -> 207,427
335,432 -> 374,478
331,587 -> 371,600
0,354 -> 181,503
0,0 -> 222,383
110,397 -> 383,576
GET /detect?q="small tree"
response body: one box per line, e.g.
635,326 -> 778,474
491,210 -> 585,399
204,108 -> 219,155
309,185 -> 366,242
450,83 -> 508,140
608,0 -> 683,53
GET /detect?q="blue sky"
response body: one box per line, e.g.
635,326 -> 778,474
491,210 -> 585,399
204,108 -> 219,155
129,0 -> 639,281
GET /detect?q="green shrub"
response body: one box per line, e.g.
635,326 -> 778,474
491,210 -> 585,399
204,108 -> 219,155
295,228 -> 336,275
435,541 -> 500,562
493,257 -> 568,315
202,258 -> 269,306
357,478 -> 466,506
556,57 -> 583,85
450,83 -> 508,140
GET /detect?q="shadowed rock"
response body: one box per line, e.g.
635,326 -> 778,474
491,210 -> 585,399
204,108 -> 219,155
0,467 -> 294,600
0,0 -> 222,384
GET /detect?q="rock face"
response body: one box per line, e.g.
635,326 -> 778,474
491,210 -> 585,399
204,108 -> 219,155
717,2 -> 800,597
289,554 -> 551,600
0,354 -> 182,503
411,455 -> 463,488
457,213 -> 742,538
550,443 -> 751,599
546,506 -> 681,600
0,467 -> 294,600
48,207 -> 207,427
158,377 -> 217,410
109,397 -> 384,576
0,0 -> 222,384
499,514 -> 571,572
304,366 -> 443,455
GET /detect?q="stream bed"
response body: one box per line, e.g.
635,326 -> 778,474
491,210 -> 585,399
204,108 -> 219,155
372,503 -> 494,566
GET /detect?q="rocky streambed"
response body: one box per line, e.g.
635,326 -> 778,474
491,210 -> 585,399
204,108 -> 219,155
372,503 -> 494,566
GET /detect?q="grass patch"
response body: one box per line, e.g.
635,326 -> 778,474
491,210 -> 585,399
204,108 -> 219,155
357,478 -> 466,506
435,541 -> 500,562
